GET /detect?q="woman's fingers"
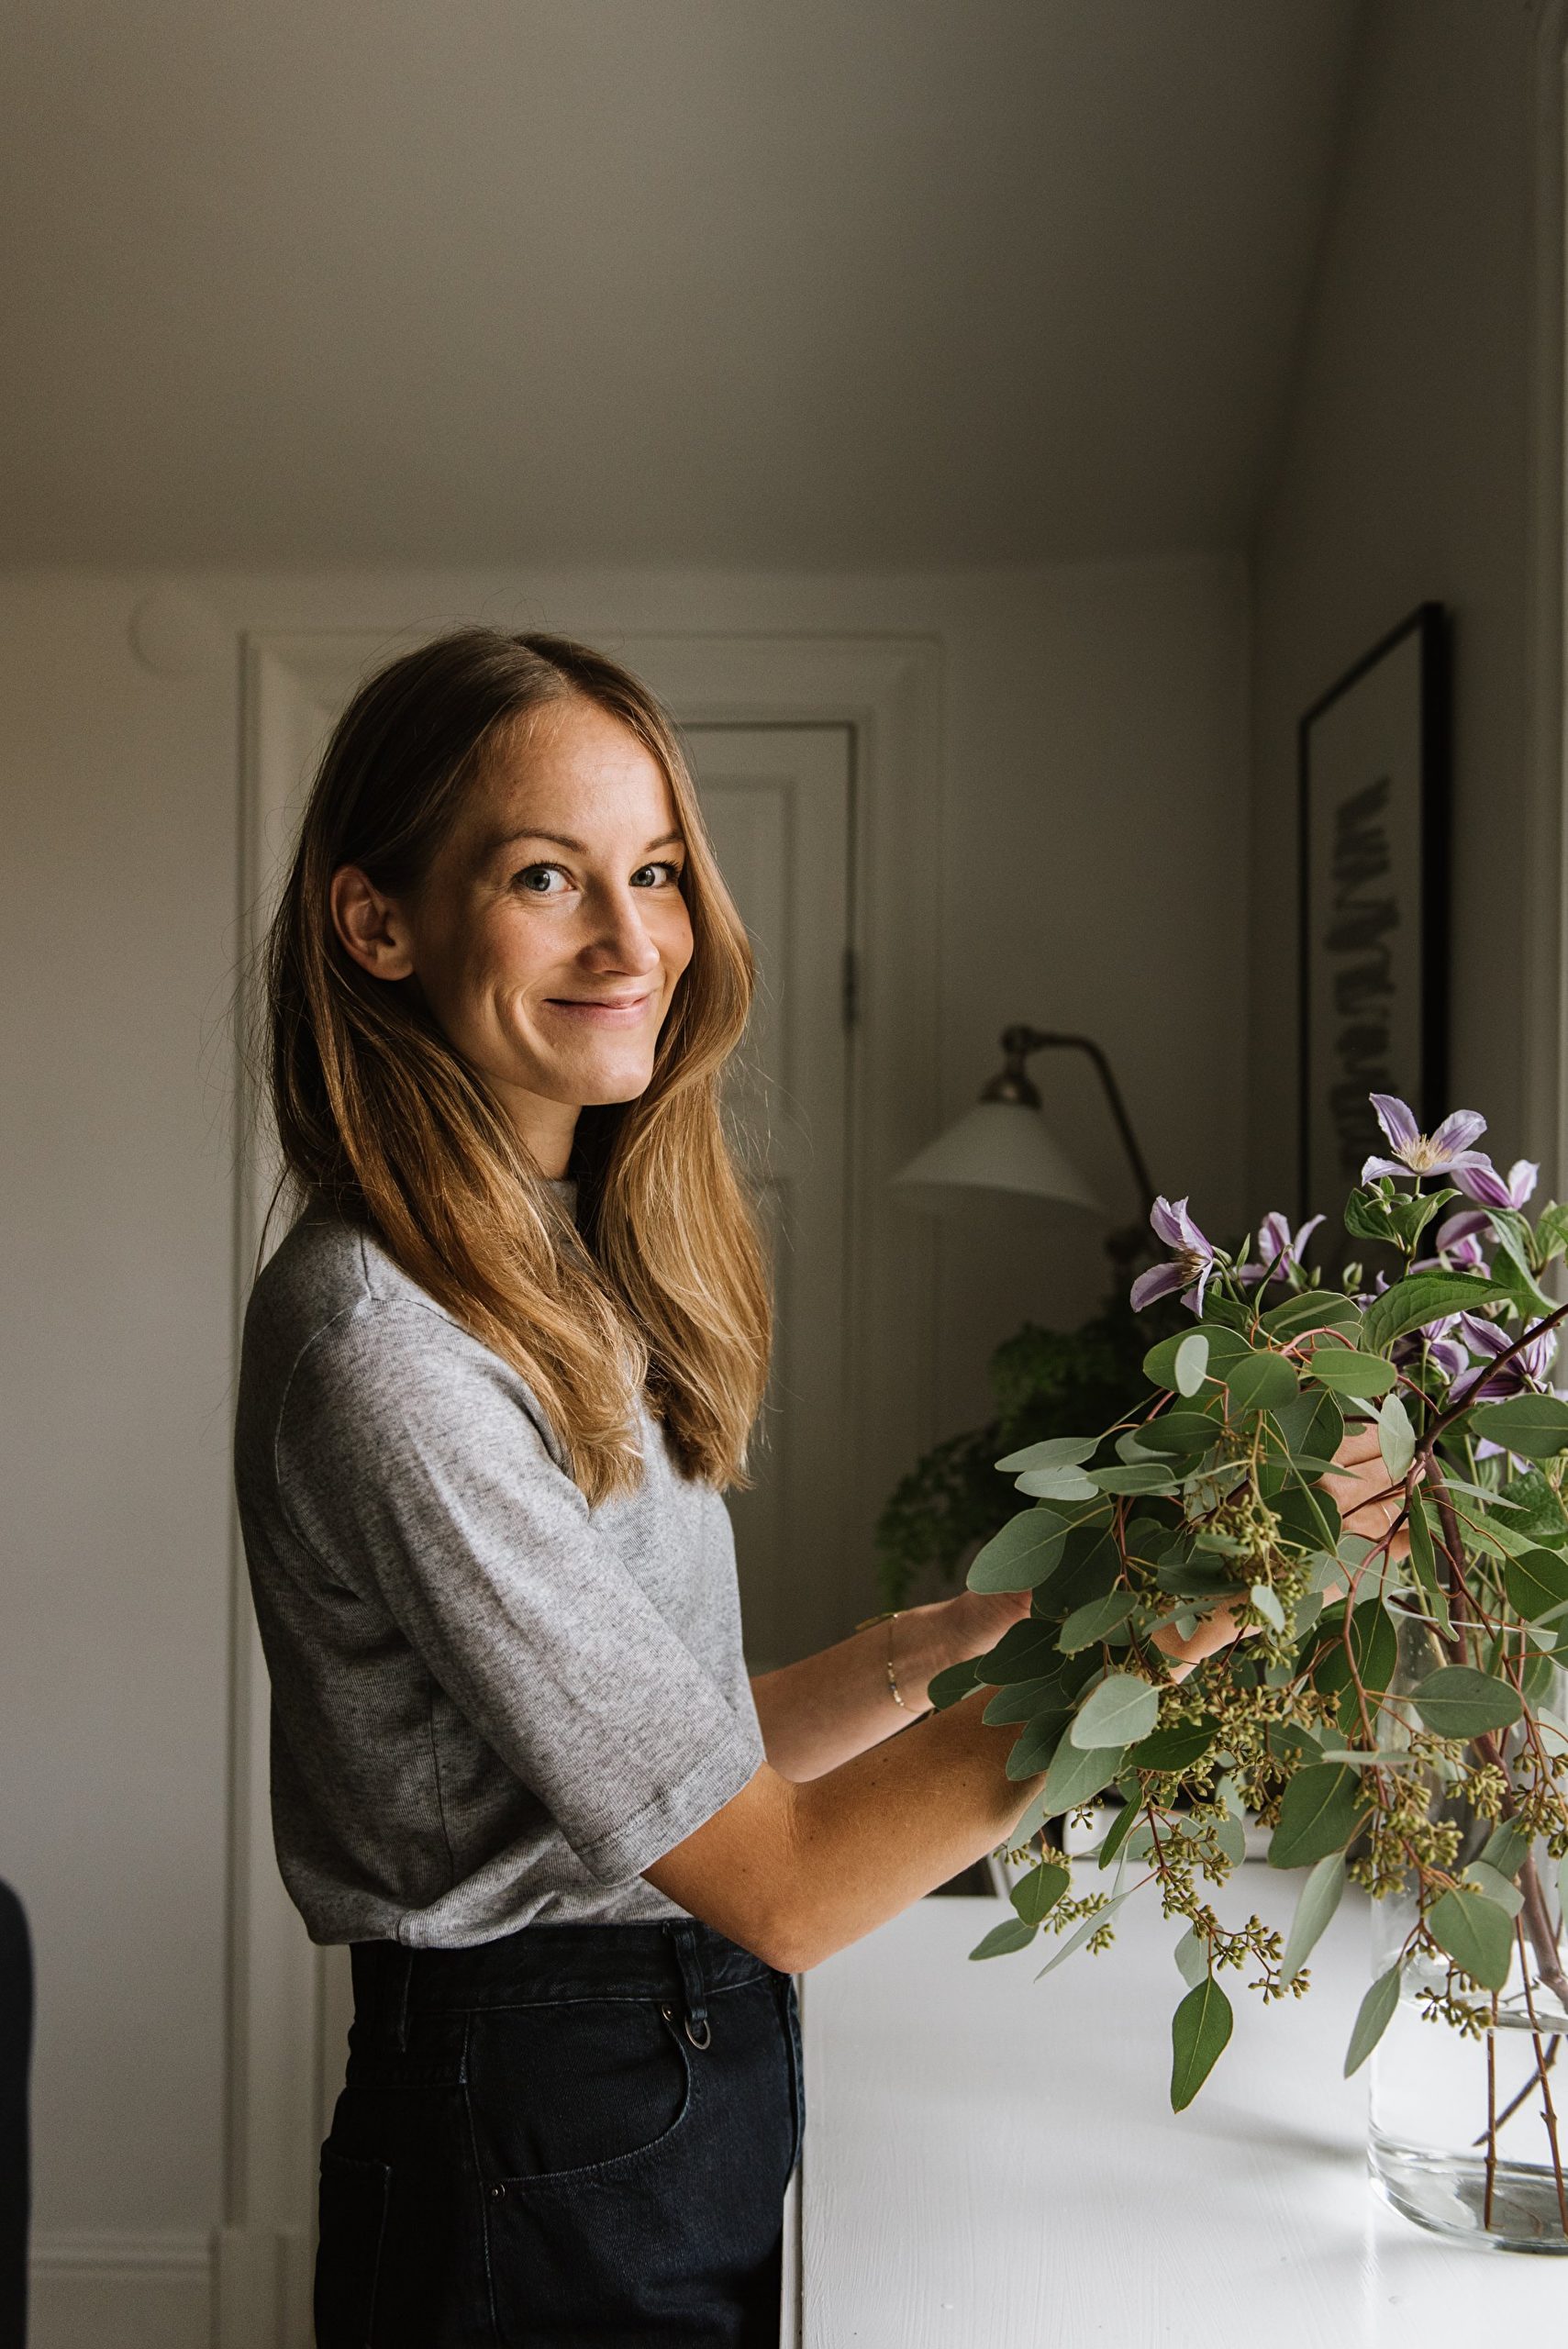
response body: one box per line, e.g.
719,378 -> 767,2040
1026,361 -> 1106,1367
1319,1422 -> 1411,1561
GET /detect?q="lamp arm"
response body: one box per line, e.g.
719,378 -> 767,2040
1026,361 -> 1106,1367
1001,1026 -> 1156,1219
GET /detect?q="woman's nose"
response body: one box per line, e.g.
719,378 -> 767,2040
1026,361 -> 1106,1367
581,889 -> 662,975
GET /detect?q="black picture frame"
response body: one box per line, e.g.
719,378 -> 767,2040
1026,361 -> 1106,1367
1296,602 -> 1451,1225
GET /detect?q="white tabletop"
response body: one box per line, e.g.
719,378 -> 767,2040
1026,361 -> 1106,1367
788,1875 -> 1566,2345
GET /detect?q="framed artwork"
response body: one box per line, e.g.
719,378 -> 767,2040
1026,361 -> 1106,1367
1297,603 -> 1450,1224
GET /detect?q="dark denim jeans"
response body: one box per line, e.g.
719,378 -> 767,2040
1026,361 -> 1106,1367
315,1917 -> 803,2348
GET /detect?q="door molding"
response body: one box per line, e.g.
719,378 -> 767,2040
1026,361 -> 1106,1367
224,622 -> 943,2343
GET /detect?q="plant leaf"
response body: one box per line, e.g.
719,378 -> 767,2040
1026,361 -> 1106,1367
1129,1717 -> 1220,1773
1137,1408 -> 1221,1456
1461,1861 -> 1525,1919
968,1508 -> 1070,1593
1040,1735 -> 1127,1812
1406,1495 -> 1452,1635
1014,1465 -> 1102,1502
983,1676 -> 1066,1724
1360,1271 -> 1508,1356
1377,1390 -> 1416,1482
995,1434 -> 1101,1474
1173,1330 -> 1210,1397
1428,1886 -> 1515,1992
1059,1591 -> 1139,1653
1170,1978 -> 1233,2110
1344,1963 -> 1403,2075
1033,1888 -> 1132,1980
1267,1764 -> 1368,1869
1250,1582 -> 1286,1631
1281,1854 -> 1347,1983
1226,1352 -> 1301,1416
1505,1546 -> 1568,1623
1173,1926 -> 1209,1989
1303,1347 -> 1397,1397
969,1916 -> 1036,1960
1260,1290 -> 1362,1341
1006,1710 -> 1073,1781
1471,1394 -> 1568,1461
1481,1820 -> 1533,1880
974,1619 -> 1065,1684
1069,1673 -> 1161,1751
1010,1860 -> 1072,1926
926,1658 -> 981,1710
1410,1665 -> 1524,1740
1084,1463 -> 1178,1497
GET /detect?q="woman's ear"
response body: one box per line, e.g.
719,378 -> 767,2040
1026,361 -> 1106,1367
329,864 -> 417,981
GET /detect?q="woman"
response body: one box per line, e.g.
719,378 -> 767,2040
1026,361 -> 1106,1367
235,628 -> 1394,2347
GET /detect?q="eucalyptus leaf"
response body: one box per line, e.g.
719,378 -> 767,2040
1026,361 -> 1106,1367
1344,1962 -> 1404,2076
1470,1394 -> 1568,1460
1410,1665 -> 1524,1740
1303,1347 -> 1397,1397
1267,1764 -> 1367,1869
1006,1710 -> 1073,1781
1360,1271 -> 1507,1356
1010,1859 -> 1072,1926
1250,1583 -> 1286,1631
975,1618 -> 1067,1684
926,1657 -> 981,1711
1406,1496 -> 1452,1636
1096,1792 -> 1144,1871
1461,1861 -> 1524,1919
1273,1386 -> 1345,1464
1040,1735 -> 1127,1812
1260,1289 -> 1362,1341
1505,1547 -> 1568,1624
1144,1325 -> 1247,1392
1060,1592 -> 1139,1653
969,1916 -> 1037,1960
1129,1717 -> 1219,1773
1173,1330 -> 1210,1397
1210,1814 -> 1246,1869
1033,1888 -> 1132,1980
1138,1409 -> 1222,1456
1069,1673 -> 1161,1751
969,1508 -> 1070,1593
1481,1820 -> 1533,1880
1282,1853 -> 1347,1983
983,1676 -> 1065,1724
1170,1977 -> 1233,2110
1428,1886 -> 1515,1992
995,1434 -> 1101,1474
1084,1463 -> 1179,1497
1173,1925 -> 1209,1989
1226,1351 -> 1300,1416
1377,1390 -> 1416,1483
1015,1465 -> 1103,1502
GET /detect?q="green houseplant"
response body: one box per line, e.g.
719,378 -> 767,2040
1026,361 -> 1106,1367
939,1095 -> 1568,2248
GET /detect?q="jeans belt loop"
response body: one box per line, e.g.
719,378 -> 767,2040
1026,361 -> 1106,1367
669,1921 -> 712,2051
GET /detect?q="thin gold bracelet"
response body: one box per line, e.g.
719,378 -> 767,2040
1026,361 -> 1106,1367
855,1607 -> 914,1711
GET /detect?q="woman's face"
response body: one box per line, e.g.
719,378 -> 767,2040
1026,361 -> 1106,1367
332,696 -> 695,1173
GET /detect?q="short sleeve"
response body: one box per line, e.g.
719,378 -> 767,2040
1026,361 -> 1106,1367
272,1297 -> 762,1883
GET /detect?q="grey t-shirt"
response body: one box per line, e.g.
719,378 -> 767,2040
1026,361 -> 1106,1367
233,1196 -> 765,1947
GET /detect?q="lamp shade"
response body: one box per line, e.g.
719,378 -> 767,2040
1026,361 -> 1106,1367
892,1100 -> 1104,1217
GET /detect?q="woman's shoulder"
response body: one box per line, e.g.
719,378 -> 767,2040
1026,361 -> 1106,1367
240,1211 -> 481,1410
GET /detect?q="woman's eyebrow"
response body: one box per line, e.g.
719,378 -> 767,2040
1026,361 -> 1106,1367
487,828 -> 684,858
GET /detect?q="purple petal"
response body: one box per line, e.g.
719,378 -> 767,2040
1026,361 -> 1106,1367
1148,1195 -> 1189,1251
1429,1109 -> 1488,1159
1457,1312 -> 1509,1358
1436,1209 -> 1491,1249
1370,1094 -> 1419,1153
1360,1155 -> 1407,1183
1451,1157 -> 1512,1210
1257,1211 -> 1291,1264
1130,1262 -> 1187,1312
1507,1159 -> 1540,1208
1437,1148 -> 1496,1178
1292,1213 -> 1325,1255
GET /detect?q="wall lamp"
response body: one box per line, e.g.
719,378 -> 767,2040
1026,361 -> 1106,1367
892,1025 -> 1156,1266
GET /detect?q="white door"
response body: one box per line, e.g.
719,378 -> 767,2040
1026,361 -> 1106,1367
682,724 -> 857,1669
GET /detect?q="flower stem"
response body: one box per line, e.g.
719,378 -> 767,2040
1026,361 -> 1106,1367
1516,1920 -> 1568,2238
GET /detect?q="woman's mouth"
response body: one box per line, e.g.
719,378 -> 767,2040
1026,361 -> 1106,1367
544,993 -> 653,1026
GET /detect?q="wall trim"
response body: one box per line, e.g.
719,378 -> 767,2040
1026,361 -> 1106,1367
228,617 -> 943,2343
31,2227 -> 211,2274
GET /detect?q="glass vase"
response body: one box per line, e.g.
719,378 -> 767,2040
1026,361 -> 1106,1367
1367,1602 -> 1568,2251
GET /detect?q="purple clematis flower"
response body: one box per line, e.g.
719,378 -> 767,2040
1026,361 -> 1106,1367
1239,1209 -> 1325,1288
1130,1197 -> 1216,1315
1451,1311 -> 1560,1404
1361,1095 -> 1492,1184
1429,1210 -> 1491,1267
1452,1156 -> 1540,1213
1393,1310 -> 1469,1382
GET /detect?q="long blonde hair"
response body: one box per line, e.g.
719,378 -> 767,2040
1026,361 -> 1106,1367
264,628 -> 772,1501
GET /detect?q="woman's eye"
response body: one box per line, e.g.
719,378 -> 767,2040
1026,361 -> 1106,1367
632,861 -> 684,888
514,864 -> 571,896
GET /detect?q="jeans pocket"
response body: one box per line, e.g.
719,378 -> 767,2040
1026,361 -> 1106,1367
468,1995 -> 693,2190
315,2145 -> 391,2348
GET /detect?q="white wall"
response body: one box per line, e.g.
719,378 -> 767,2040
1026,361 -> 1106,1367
0,552 -> 1248,2334
1249,0 -> 1542,1207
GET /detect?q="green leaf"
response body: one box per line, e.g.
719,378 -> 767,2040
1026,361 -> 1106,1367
1377,1390 -> 1416,1483
1010,1860 -> 1072,1926
1144,1325 -> 1247,1393
983,1676 -> 1064,1724
1312,1598 -> 1398,1713
1069,1673 -> 1161,1751
1303,1347 -> 1397,1397
1406,1495 -> 1452,1635
974,1619 -> 1064,1683
1084,1463 -> 1178,1497
1360,1272 -> 1508,1356
1036,1527 -> 1123,1619
1006,1710 -> 1073,1780
1033,1888 -> 1132,1980
969,1916 -> 1037,1960
1501,1470 -> 1568,1546
1481,1819 -> 1533,1880
1486,1212 -> 1556,1318
1267,1764 -> 1368,1868
1461,1861 -> 1524,1919
1471,1394 -> 1568,1461
1041,1736 -> 1127,1812
1173,1926 -> 1209,1989
1344,1963 -> 1404,2075
1137,1408 -> 1221,1456
1250,1583 -> 1286,1631
1505,1546 -> 1568,1624
1170,1978 -> 1233,2110
1428,1886 -> 1515,1992
1260,1289 -> 1362,1341
1225,1352 -> 1301,1416
1014,1465 -> 1102,1501
995,1434 -> 1100,1474
1060,1592 -> 1139,1653
968,1508 -> 1070,1593
1411,1665 -> 1524,1740
1537,1201 -> 1568,1266
927,1658 -> 981,1710
1096,1792 -> 1144,1870
1173,1330 -> 1210,1397
1273,1386 -> 1346,1466
1129,1717 -> 1219,1773
1281,1853 -> 1347,1984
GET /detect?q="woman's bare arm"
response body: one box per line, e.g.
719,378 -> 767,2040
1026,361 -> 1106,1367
644,1688 -> 1038,1973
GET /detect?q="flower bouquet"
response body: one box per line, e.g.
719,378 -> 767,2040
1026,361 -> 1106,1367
937,1095 -> 1568,2248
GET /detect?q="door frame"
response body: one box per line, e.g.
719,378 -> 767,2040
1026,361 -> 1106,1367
221,622 -> 943,2345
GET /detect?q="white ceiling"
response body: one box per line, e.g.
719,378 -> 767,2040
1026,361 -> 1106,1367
0,0 -> 1362,566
